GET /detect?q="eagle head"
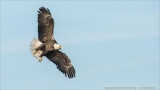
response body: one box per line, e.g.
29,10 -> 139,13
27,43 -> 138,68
53,43 -> 63,50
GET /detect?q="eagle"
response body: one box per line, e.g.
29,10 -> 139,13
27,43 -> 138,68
30,7 -> 76,78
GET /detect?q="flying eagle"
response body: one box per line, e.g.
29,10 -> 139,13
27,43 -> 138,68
30,7 -> 76,78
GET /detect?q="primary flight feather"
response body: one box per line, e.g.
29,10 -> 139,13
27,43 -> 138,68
30,7 -> 76,78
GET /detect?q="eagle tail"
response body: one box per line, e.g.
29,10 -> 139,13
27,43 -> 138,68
30,38 -> 43,60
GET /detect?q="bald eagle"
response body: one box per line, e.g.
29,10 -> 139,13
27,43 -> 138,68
30,7 -> 76,78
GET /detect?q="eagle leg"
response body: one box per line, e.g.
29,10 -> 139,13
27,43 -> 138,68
39,50 -> 49,57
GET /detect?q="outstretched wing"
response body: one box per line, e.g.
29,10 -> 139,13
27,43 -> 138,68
38,7 -> 54,43
45,50 -> 76,78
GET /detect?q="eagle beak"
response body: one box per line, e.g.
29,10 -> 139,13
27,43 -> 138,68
60,46 -> 63,50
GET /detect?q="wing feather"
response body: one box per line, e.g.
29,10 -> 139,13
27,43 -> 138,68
38,7 -> 54,43
45,50 -> 76,78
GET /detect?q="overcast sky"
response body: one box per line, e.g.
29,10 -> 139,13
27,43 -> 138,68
1,0 -> 159,90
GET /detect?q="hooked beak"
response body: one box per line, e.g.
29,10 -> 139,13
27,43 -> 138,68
59,46 -> 63,50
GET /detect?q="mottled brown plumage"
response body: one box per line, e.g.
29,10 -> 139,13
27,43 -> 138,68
30,7 -> 76,78
38,7 -> 54,43
46,51 -> 76,78
37,7 -> 55,54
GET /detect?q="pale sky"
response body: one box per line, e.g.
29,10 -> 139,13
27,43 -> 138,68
1,0 -> 159,90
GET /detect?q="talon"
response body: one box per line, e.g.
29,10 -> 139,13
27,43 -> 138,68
38,57 -> 42,62
32,51 -> 37,55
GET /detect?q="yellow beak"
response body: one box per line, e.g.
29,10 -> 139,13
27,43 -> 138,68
60,46 -> 63,50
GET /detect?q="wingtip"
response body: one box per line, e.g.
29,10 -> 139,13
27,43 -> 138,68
39,6 -> 45,10
38,6 -> 51,15
67,66 -> 76,79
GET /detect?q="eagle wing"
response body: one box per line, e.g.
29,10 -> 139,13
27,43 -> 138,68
38,7 -> 54,43
45,50 -> 76,78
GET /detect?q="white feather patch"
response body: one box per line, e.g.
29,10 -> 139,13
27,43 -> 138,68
54,43 -> 60,50
30,38 -> 43,60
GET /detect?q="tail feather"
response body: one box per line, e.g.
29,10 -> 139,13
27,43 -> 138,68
30,38 -> 42,51
30,38 -> 43,60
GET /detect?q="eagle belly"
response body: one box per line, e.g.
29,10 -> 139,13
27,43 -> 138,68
30,38 -> 44,60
